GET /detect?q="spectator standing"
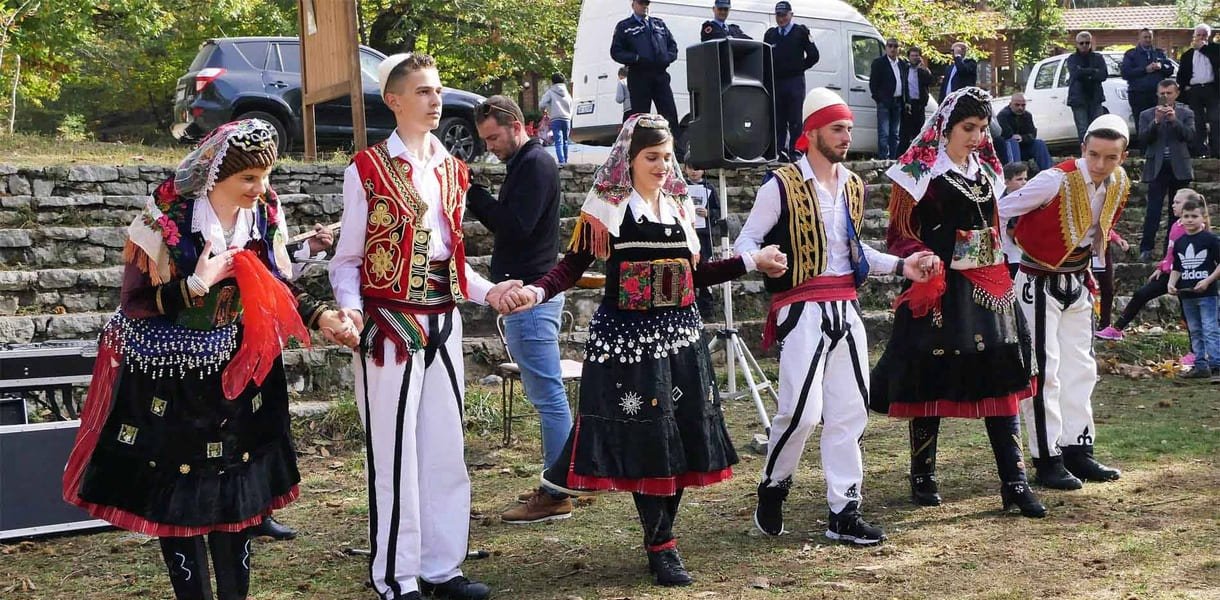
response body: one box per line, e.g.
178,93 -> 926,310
995,93 -> 1053,171
611,0 -> 680,135
616,67 -> 632,122
869,38 -> 904,160
764,1 -> 820,161
938,42 -> 977,102
1137,79 -> 1194,260
682,162 -> 724,319
1177,24 -> 1220,157
1066,31 -> 1108,143
1121,28 -> 1175,143
539,73 -> 573,164
700,0 -> 751,41
1168,196 -> 1220,381
900,46 -> 933,152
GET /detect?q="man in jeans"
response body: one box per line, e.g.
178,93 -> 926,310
539,73 -> 573,164
468,95 -> 574,523
869,37 -> 903,159
1066,31 -> 1108,143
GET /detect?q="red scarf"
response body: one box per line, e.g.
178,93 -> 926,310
221,250 -> 311,400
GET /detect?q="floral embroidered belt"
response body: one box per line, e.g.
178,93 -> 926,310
617,258 -> 695,311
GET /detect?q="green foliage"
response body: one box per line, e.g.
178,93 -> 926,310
846,0 -> 1003,64
1003,0 -> 1066,70
54,112 -> 87,141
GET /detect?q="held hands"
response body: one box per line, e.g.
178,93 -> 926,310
194,240 -> 240,288
318,309 -> 360,348
307,223 -> 334,255
487,279 -> 537,315
903,250 -> 943,283
752,245 -> 788,278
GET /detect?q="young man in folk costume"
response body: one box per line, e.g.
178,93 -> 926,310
999,114 -> 1130,490
329,53 -> 516,600
735,88 -> 937,544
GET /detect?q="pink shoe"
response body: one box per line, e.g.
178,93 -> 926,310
1095,326 -> 1123,341
1181,353 -> 1196,367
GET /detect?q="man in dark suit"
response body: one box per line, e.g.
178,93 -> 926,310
700,0 -> 751,41
1066,31 -> 1109,143
1177,24 -> 1220,157
611,0 -> 680,132
764,0 -> 819,161
995,93 -> 1053,171
899,46 -> 932,152
1138,79 -> 1195,259
1121,28 -> 1175,143
870,38 -> 903,159
938,41 -> 977,102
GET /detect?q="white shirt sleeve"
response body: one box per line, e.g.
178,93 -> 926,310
328,163 -> 368,312
734,177 -> 781,256
863,243 -> 899,275
999,168 -> 1063,220
463,262 -> 493,305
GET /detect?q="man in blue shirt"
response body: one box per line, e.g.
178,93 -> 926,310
611,0 -> 680,135
701,0 -> 751,41
763,1 -> 819,161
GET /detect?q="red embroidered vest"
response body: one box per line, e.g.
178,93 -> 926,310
351,142 -> 471,305
1013,159 -> 1128,270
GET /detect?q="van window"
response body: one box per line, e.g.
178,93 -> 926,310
234,42 -> 270,70
276,43 -> 302,74
1032,61 -> 1057,90
852,36 -> 882,80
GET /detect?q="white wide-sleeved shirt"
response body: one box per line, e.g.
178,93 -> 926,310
998,157 -> 1113,251
329,131 -> 492,311
735,156 -> 898,276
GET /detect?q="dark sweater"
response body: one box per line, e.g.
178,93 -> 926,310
465,138 -> 560,284
764,24 -> 819,80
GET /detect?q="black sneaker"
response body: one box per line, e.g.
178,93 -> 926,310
825,501 -> 886,546
754,480 -> 789,536
419,575 -> 491,600
1182,367 -> 1212,380
646,548 -> 693,587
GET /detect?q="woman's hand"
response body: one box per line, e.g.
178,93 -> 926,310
506,287 -> 539,314
193,240 -> 240,289
753,244 -> 788,278
904,250 -> 942,282
318,309 -> 360,348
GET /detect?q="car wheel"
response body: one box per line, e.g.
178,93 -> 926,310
235,110 -> 290,156
437,116 -> 478,161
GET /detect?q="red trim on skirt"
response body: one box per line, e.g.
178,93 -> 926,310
887,381 -> 1035,418
67,487 -> 300,538
567,467 -> 734,497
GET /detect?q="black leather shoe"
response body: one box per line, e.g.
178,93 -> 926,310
1032,456 -> 1083,490
1001,481 -> 1047,518
420,576 -> 491,600
1063,446 -> 1121,482
247,516 -> 297,541
910,473 -> 942,506
647,548 -> 693,587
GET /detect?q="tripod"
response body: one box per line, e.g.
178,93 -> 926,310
705,170 -> 778,436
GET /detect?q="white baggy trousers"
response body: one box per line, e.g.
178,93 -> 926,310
760,299 -> 871,513
354,309 -> 470,599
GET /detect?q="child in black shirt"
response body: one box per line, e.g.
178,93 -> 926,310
1168,197 -> 1220,380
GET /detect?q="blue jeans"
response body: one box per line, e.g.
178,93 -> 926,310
550,119 -> 571,164
1002,137 -> 1053,171
1181,295 -> 1220,370
876,99 -> 902,160
503,292 -> 572,468
1071,103 -> 1104,143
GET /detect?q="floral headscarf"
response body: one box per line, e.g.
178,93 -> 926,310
568,113 -> 701,260
174,119 -> 278,204
886,87 -> 1003,203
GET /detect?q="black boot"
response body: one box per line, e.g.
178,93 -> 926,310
1001,481 -> 1047,518
419,576 -> 491,600
1032,456 -> 1083,490
647,548 -> 693,587
1062,445 -> 1121,482
246,516 -> 297,541
909,417 -> 941,506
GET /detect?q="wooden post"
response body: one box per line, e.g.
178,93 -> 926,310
298,0 -> 365,162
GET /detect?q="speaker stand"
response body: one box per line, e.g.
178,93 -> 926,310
707,170 -> 778,439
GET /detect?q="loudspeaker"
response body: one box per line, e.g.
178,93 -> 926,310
1,420 -> 109,539
686,39 -> 776,169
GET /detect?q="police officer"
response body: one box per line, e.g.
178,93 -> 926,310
764,1 -> 819,161
701,0 -> 751,42
611,0 -> 680,135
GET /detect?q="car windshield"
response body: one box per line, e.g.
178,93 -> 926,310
1103,54 -> 1122,78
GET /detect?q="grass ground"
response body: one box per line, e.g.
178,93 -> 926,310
2,342 -> 1218,600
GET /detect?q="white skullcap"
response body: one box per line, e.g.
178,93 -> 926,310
378,53 -> 412,98
801,87 -> 849,122
1086,114 -> 1129,140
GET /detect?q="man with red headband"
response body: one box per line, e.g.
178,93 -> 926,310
736,88 -> 936,544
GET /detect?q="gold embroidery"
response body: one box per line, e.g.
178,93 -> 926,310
369,202 -> 394,227
775,164 -> 827,283
845,172 -> 866,232
368,245 -> 397,280
179,464 -> 191,474
1098,169 -> 1129,258
150,397 -> 167,416
251,394 -> 263,412
206,442 -> 223,459
1059,170 -> 1094,255
118,424 -> 138,445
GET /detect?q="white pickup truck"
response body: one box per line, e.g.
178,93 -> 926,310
991,51 -> 1178,149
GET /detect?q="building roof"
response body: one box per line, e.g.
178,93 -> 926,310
1061,5 -> 1183,31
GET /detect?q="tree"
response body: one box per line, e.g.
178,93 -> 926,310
846,0 -> 1003,64
1002,0 -> 1066,70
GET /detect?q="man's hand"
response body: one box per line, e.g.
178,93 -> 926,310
1166,106 -> 1177,121
752,244 -> 788,278
505,287 -> 539,314
903,250 -> 942,282
1194,280 -> 1211,293
318,310 -> 360,348
338,308 -> 364,334
1146,62 -> 1160,73
1115,237 -> 1130,252
1155,106 -> 1167,123
307,223 -> 334,255
486,280 -> 524,314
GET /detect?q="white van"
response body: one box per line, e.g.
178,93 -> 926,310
570,0 -> 913,155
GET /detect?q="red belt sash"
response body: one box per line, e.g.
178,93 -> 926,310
762,274 -> 856,350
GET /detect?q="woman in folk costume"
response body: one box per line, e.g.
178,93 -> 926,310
63,119 -> 357,600
504,114 -> 786,586
870,88 -> 1047,518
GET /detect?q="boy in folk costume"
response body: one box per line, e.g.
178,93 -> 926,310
329,54 -> 515,600
735,88 -> 937,543
999,114 -> 1129,490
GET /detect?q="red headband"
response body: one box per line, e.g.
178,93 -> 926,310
794,104 -> 854,152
